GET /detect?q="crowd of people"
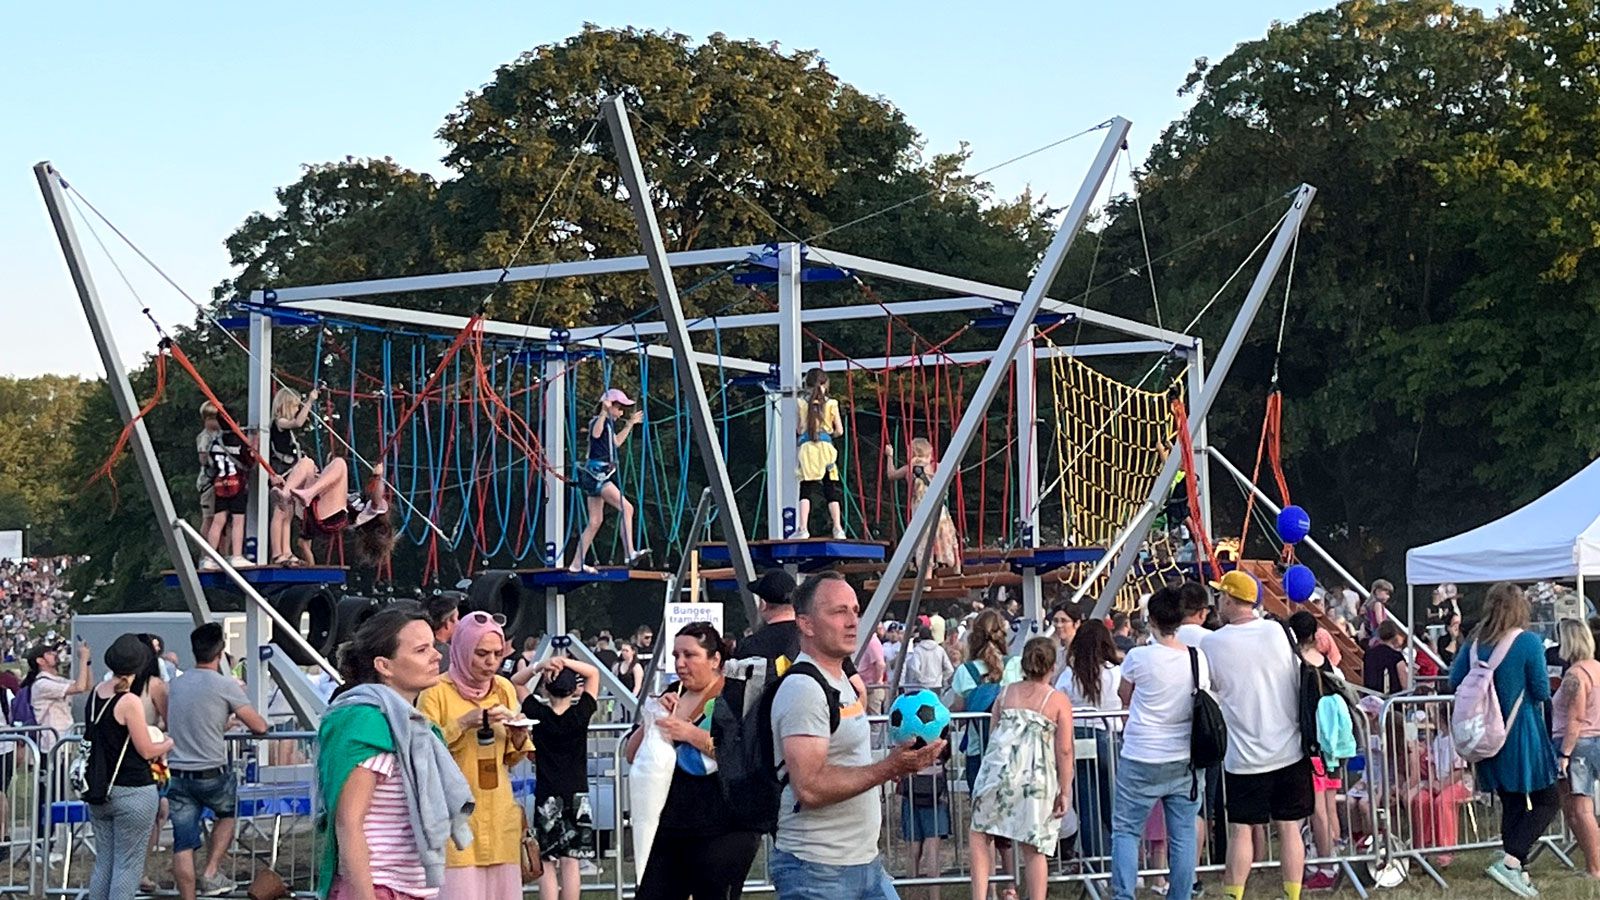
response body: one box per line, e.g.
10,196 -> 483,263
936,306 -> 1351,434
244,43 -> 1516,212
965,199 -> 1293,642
0,556 -> 79,663
5,560 -> 1598,900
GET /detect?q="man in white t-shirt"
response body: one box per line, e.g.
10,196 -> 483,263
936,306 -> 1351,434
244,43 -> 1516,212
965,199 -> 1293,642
1175,581 -> 1212,648
1200,571 -> 1311,900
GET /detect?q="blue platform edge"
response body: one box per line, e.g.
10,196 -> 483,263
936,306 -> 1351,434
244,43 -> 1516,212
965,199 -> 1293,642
518,567 -> 633,589
163,567 -> 347,589
699,540 -> 886,566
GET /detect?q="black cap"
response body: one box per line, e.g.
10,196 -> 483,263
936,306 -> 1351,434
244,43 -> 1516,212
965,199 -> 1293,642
546,668 -> 580,698
749,569 -> 797,605
104,634 -> 152,677
24,644 -> 54,665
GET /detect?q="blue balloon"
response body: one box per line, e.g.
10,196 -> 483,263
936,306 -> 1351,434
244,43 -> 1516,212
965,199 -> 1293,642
1277,505 -> 1311,544
888,689 -> 951,746
1283,564 -> 1317,603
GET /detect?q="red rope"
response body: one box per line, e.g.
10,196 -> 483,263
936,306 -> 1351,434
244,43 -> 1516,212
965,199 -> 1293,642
89,350 -> 171,506
1172,398 -> 1221,578
1004,365 -> 1016,545
1239,389 -> 1291,555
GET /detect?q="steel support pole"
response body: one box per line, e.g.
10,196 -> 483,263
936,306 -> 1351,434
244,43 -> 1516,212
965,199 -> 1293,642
764,401 -> 784,539
602,97 -> 758,621
1016,331 -> 1043,629
1089,184 -> 1316,619
776,243 -> 803,538
542,354 -> 568,568
857,118 -> 1132,651
1188,339 -> 1213,537
245,311 -> 274,713
33,162 -> 212,623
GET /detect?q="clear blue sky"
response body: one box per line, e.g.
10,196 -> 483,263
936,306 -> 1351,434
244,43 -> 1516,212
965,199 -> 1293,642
1,0 -> 1396,379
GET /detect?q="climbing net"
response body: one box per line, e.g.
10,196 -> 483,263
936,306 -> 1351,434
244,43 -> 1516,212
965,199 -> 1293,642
1044,340 -> 1191,610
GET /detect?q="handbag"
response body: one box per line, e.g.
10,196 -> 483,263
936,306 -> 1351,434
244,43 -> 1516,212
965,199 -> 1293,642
520,807 -> 543,882
72,692 -> 131,805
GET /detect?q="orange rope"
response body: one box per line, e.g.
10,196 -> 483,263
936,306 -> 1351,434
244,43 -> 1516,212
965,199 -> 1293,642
88,349 -> 170,505
1171,397 -> 1221,579
1239,388 -> 1292,556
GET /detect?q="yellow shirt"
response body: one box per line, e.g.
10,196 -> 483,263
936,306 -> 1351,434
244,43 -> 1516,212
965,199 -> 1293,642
417,674 -> 527,869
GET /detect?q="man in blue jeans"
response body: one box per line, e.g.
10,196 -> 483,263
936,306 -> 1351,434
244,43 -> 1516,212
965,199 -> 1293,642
771,572 -> 946,899
165,624 -> 267,898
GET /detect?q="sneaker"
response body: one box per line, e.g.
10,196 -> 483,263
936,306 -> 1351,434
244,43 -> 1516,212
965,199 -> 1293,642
578,859 -> 600,876
1304,869 -> 1338,891
794,529 -> 810,539
227,555 -> 253,568
831,528 -> 846,539
1192,881 -> 1204,896
1486,861 -> 1537,898
198,558 -> 220,571
199,872 -> 233,895
1520,870 -> 1539,896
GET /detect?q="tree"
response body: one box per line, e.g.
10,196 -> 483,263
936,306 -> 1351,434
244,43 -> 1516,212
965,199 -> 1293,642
0,375 -> 97,549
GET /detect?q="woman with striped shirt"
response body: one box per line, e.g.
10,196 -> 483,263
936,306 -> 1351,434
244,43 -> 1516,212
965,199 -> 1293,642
317,609 -> 476,900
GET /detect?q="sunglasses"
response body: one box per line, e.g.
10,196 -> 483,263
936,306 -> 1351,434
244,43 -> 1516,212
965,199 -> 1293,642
465,611 -> 507,626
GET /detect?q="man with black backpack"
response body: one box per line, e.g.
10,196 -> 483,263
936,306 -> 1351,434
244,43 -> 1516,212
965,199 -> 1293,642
769,572 -> 945,899
1200,571 -> 1312,900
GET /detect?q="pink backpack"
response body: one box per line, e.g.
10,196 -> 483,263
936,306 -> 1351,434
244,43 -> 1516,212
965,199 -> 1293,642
1450,629 -> 1525,763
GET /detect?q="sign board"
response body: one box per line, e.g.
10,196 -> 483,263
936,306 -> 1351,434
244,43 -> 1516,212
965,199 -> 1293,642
0,531 -> 21,561
655,602 -> 724,674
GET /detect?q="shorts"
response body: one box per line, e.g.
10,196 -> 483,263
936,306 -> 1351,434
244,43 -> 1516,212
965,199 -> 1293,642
1224,757 -> 1314,825
168,769 -> 239,853
534,792 -> 596,860
301,506 -> 348,539
200,483 -> 216,520
213,488 -> 248,516
1310,756 -> 1341,793
899,796 -> 952,842
577,460 -> 615,498
801,478 -> 842,507
1568,736 -> 1600,803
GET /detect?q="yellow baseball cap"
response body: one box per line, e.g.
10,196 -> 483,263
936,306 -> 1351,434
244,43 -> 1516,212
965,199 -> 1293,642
1211,570 -> 1259,604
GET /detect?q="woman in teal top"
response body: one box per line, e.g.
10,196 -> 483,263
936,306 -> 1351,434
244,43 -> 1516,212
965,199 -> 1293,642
1448,582 -> 1559,898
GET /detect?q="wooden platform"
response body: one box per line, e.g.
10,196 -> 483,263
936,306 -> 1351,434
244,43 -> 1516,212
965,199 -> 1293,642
163,565 -> 347,590
517,567 -> 668,590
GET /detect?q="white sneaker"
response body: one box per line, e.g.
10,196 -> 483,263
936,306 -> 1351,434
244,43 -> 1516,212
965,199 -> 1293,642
578,859 -> 600,876
227,555 -> 253,568
794,530 -> 810,539
831,528 -> 846,539
198,558 -> 220,571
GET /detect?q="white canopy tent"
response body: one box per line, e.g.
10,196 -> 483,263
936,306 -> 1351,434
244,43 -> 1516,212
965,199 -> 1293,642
1405,456 -> 1600,588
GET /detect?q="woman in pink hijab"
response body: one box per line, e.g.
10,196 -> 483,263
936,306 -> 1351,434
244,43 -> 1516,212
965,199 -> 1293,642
419,611 -> 531,899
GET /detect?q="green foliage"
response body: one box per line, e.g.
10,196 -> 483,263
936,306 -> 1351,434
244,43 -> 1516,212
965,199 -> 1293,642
0,375 -> 97,550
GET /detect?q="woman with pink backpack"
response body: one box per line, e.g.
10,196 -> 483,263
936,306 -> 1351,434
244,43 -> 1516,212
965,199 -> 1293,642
1447,582 -> 1558,897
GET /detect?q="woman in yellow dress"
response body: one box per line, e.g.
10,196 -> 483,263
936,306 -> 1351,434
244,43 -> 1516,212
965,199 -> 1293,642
795,368 -> 846,539
419,611 -> 531,899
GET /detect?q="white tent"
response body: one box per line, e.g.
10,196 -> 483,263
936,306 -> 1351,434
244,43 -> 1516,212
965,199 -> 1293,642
1406,456 -> 1600,585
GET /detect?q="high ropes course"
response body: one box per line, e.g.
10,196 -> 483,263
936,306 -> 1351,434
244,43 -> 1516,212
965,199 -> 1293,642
35,96 -> 1331,721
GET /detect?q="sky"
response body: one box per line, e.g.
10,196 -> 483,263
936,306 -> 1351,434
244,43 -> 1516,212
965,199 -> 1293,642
1,0 -> 1429,380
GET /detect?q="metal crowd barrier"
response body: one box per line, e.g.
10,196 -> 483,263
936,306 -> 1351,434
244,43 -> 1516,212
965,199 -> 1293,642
0,728 -> 48,897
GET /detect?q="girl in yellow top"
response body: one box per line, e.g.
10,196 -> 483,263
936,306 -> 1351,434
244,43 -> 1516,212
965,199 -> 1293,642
418,611 -> 531,900
795,368 -> 846,539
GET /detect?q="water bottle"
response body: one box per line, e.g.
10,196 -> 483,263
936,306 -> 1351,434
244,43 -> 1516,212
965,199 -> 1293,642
476,710 -> 499,790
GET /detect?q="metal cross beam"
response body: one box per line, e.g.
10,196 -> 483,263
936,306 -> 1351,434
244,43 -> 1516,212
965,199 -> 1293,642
603,97 -> 759,621
855,117 -> 1133,651
1088,184 -> 1317,618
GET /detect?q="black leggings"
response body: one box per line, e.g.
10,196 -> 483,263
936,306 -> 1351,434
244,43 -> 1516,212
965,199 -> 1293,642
634,827 -> 761,900
1499,785 -> 1561,864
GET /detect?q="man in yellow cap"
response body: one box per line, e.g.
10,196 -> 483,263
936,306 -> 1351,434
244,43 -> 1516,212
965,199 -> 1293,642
1200,570 -> 1311,900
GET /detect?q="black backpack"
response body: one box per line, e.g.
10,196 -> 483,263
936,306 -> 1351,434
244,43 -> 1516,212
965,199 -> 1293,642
711,660 -> 840,835
1284,624 -> 1356,762
1188,647 -> 1227,797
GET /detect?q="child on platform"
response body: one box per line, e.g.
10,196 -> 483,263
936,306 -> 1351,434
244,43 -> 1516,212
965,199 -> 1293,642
795,368 -> 845,539
885,437 -> 962,573
569,388 -> 648,572
201,403 -> 251,569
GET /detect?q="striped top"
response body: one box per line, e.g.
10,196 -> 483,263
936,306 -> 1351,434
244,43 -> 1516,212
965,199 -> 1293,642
359,753 -> 435,898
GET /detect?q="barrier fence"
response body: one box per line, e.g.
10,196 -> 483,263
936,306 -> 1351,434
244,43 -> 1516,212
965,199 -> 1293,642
0,691 -> 1579,897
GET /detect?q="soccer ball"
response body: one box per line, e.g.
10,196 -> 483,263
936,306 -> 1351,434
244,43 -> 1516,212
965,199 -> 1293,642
888,689 -> 952,746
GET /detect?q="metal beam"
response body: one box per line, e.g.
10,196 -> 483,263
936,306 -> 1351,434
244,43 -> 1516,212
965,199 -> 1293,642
542,354 -> 567,567
603,97 -> 759,622
804,247 -> 1196,346
1016,331 -> 1043,629
1089,184 -> 1317,617
34,162 -> 213,623
265,245 -> 771,303
814,340 -> 1176,373
1188,339 -> 1213,536
776,243 -> 802,538
271,297 -> 769,374
857,117 -> 1132,651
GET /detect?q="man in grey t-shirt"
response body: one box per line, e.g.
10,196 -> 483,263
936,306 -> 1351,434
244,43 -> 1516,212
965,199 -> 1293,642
166,624 -> 267,899
770,573 -> 944,899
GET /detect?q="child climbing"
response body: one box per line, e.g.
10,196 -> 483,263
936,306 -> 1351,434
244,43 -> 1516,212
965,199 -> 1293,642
795,368 -> 845,539
885,437 -> 963,573
268,385 -> 318,564
569,387 -> 649,573
201,401 -> 251,569
278,444 -> 393,566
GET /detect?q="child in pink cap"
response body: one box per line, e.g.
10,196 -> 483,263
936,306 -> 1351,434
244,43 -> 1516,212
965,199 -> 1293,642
570,388 -> 649,571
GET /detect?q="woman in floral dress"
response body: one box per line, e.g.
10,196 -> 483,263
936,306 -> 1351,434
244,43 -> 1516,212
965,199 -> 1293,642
969,637 -> 1074,900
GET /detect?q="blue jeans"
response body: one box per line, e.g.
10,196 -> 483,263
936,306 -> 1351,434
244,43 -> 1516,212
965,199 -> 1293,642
769,848 -> 898,900
1112,758 -> 1201,900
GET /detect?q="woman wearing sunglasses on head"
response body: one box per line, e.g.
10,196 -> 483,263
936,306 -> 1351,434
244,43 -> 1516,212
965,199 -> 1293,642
418,611 -> 532,900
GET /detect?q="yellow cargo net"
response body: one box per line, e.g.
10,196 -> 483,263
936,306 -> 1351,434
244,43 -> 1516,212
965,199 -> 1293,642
1044,344 -> 1188,611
